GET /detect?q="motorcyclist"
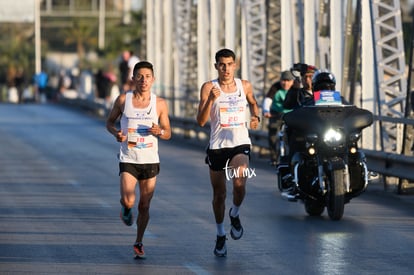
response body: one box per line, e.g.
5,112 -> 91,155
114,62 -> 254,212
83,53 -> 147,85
280,69 -> 337,200
262,70 -> 295,166
311,70 -> 337,93
283,63 -> 318,109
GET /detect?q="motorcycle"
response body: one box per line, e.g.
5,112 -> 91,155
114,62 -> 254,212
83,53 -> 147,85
276,103 -> 373,220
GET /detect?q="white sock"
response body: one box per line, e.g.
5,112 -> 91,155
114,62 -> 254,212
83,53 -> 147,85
230,205 -> 240,217
216,222 -> 226,236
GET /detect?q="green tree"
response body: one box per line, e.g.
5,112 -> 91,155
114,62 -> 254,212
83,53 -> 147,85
98,10 -> 143,60
0,22 -> 36,86
63,20 -> 98,67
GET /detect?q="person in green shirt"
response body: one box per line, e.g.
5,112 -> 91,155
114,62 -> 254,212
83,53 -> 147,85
262,70 -> 295,166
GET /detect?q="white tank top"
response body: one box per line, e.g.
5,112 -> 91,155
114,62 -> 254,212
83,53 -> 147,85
119,91 -> 159,164
209,78 -> 252,149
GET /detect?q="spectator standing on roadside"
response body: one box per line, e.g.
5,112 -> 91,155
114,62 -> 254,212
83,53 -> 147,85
14,68 -> 25,104
119,50 -> 130,92
33,71 -> 48,103
119,50 -> 140,92
95,69 -> 111,101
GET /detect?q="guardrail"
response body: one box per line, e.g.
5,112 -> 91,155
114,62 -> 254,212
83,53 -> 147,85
58,97 -> 271,154
59,97 -> 414,193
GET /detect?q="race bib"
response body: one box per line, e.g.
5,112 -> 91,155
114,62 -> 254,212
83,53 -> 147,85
219,106 -> 245,128
127,127 -> 154,149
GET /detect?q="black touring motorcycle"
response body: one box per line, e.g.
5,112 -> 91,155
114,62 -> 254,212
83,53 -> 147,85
276,103 -> 373,220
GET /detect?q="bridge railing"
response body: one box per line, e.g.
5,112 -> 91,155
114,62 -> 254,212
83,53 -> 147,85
59,96 -> 414,193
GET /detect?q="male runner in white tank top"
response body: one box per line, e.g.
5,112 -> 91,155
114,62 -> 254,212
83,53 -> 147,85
106,61 -> 171,259
197,48 -> 260,257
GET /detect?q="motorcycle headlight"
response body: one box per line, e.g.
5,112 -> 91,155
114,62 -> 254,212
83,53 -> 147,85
323,128 -> 344,147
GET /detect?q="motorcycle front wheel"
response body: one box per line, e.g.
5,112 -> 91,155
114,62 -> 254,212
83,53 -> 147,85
326,169 -> 345,220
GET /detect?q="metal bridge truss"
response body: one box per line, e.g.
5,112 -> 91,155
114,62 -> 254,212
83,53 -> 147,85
369,0 -> 407,153
240,0 -> 267,105
142,0 -> 409,156
263,0 -> 282,94
173,0 -> 198,117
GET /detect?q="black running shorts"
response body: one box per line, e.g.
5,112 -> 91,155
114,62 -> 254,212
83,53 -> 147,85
205,144 -> 251,171
119,162 -> 160,180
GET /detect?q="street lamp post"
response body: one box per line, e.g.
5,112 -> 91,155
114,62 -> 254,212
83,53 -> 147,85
35,0 -> 41,73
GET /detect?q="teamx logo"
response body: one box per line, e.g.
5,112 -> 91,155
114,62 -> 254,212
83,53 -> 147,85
223,159 -> 257,181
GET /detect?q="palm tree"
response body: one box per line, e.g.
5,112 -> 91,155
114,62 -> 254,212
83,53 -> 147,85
63,20 -> 97,65
0,22 -> 35,86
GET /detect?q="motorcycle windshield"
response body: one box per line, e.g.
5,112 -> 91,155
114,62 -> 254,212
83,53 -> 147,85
283,105 -> 373,133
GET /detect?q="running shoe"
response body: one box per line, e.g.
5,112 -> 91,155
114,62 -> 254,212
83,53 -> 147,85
229,209 -> 244,240
133,242 -> 146,259
120,204 -> 133,226
214,235 -> 227,257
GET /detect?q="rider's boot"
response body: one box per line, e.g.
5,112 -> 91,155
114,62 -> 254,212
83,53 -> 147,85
280,174 -> 299,201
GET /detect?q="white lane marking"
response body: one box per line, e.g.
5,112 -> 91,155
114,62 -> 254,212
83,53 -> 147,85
68,179 -> 80,187
184,263 -> 211,275
130,224 -> 157,238
98,200 -> 112,208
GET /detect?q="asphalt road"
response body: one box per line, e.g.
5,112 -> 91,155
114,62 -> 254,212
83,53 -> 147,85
0,103 -> 414,275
